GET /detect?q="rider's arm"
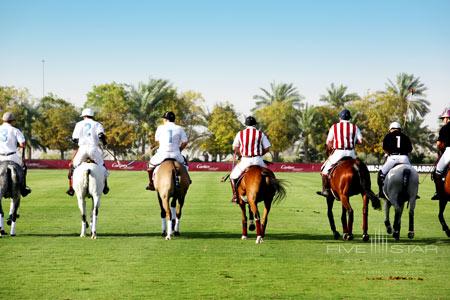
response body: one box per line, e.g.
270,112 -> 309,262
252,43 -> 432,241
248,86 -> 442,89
180,141 -> 188,151
98,133 -> 107,146
262,147 -> 270,155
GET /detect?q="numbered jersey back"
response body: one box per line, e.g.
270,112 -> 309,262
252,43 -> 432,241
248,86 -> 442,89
155,122 -> 187,152
382,131 -> 412,155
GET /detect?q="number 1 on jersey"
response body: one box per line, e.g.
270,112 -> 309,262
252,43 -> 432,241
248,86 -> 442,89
168,129 -> 173,143
396,136 -> 401,149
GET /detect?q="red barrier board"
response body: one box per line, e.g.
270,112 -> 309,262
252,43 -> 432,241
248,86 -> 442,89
26,160 -> 322,172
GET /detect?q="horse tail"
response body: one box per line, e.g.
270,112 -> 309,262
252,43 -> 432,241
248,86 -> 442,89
83,168 -> 91,195
354,161 -> 381,210
267,176 -> 287,203
399,168 -> 411,203
8,165 -> 20,193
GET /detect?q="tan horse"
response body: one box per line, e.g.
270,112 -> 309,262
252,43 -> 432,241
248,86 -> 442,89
236,166 -> 286,244
154,159 -> 190,240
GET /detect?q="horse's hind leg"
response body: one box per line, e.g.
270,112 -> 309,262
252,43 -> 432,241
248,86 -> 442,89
248,206 -> 255,231
170,198 -> 176,232
77,196 -> 87,237
361,194 -> 369,242
384,200 -> 393,234
408,204 -> 415,239
91,196 -> 100,239
393,203 -> 404,241
341,198 -> 353,241
239,202 -> 248,239
326,196 -> 339,240
248,198 -> 263,244
9,198 -> 20,236
173,196 -> 185,236
261,200 -> 272,238
438,198 -> 450,237
0,198 -> 5,236
157,195 -> 167,237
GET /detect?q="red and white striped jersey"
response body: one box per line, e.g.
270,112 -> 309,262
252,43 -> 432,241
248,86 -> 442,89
326,120 -> 362,150
233,126 -> 271,157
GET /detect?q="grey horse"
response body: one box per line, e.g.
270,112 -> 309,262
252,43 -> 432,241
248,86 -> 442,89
383,164 -> 419,240
0,161 -> 24,237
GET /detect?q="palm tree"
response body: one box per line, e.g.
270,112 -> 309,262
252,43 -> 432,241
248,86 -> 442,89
385,73 -> 430,127
252,82 -> 303,111
319,83 -> 360,109
128,79 -> 176,157
296,104 -> 317,162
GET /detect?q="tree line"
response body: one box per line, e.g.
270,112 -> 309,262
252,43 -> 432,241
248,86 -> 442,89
0,73 -> 436,163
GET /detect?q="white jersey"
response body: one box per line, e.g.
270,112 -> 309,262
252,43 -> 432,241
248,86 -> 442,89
155,122 -> 187,153
0,123 -> 25,154
72,119 -> 104,147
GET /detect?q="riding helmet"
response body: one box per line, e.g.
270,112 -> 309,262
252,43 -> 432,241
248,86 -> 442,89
338,109 -> 351,120
80,108 -> 94,117
2,112 -> 15,122
389,121 -> 402,130
245,116 -> 257,126
162,111 -> 176,122
439,108 -> 450,119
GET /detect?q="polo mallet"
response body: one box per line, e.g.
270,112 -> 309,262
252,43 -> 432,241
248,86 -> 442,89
221,152 -> 236,182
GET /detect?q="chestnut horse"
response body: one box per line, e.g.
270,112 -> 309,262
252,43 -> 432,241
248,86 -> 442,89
154,159 -> 190,240
236,166 -> 286,244
325,158 -> 381,241
436,169 -> 450,237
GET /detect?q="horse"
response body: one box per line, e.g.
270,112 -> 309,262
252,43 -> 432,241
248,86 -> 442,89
324,158 -> 381,241
73,162 -> 105,239
437,168 -> 450,237
382,164 -> 418,240
236,165 -> 286,244
154,159 -> 190,240
0,161 -> 23,237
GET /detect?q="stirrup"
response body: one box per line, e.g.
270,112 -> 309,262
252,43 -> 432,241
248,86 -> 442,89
103,186 -> 109,195
146,183 -> 155,191
21,187 -> 31,197
316,190 -> 330,197
431,193 -> 439,200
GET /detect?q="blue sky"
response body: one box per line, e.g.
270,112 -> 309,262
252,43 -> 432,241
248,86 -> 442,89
1,0 -> 449,129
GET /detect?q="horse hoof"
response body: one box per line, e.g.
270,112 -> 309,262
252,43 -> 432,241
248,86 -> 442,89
249,224 -> 256,231
408,231 -> 415,239
165,235 -> 171,240
386,226 -> 393,235
393,231 -> 400,241
241,235 -> 248,240
174,231 -> 180,236
333,231 -> 340,240
362,234 -> 370,242
347,234 -> 354,241
445,229 -> 450,238
161,231 -> 167,237
6,219 -> 11,226
342,233 -> 348,240
0,230 -> 7,237
80,233 -> 86,237
91,233 -> 97,239
255,236 -> 263,244
10,233 -> 16,237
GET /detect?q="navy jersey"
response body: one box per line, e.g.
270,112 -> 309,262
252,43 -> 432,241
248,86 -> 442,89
438,122 -> 450,147
382,131 -> 413,155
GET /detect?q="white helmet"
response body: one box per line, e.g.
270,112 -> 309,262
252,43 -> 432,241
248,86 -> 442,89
80,108 -> 94,117
389,121 -> 401,130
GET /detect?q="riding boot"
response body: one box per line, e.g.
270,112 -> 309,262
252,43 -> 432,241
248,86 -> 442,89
66,166 -> 75,196
146,168 -> 155,191
377,170 -> 386,199
20,166 -> 31,197
316,174 -> 330,197
431,172 -> 444,200
230,179 -> 238,203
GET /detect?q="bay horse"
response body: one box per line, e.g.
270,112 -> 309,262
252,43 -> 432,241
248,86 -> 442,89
436,168 -> 450,237
236,165 -> 286,244
73,162 -> 105,239
325,158 -> 381,241
383,164 -> 418,240
0,161 -> 23,237
154,159 -> 190,240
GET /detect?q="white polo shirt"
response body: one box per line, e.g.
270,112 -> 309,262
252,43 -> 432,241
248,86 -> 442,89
72,119 -> 105,147
155,122 -> 187,152
0,123 -> 25,154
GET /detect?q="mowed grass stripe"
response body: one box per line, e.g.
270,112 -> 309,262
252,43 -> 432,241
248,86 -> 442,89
0,170 -> 448,299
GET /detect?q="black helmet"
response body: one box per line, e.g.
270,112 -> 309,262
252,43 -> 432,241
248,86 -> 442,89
245,116 -> 257,126
162,111 -> 175,122
339,109 -> 351,120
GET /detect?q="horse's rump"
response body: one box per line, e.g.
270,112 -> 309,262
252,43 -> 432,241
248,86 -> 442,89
155,160 -> 189,195
385,164 -> 418,207
239,165 -> 286,203
73,162 -> 104,198
0,161 -> 23,198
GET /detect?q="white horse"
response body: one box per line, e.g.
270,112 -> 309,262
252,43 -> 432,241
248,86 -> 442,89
383,164 -> 419,240
0,161 -> 23,237
73,162 -> 104,239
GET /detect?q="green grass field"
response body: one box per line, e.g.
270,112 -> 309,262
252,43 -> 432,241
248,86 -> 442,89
1,170 -> 449,299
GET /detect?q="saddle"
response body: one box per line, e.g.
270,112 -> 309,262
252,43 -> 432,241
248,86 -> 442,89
328,156 -> 354,178
235,166 -> 274,188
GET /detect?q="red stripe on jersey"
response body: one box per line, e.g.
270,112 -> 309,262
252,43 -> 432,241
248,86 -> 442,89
256,130 -> 262,155
250,128 -> 256,156
333,124 -> 338,149
345,122 -> 350,148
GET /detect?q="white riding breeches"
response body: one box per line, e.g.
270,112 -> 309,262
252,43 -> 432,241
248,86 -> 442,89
73,145 -> 108,177
230,156 -> 266,180
149,151 -> 185,168
436,147 -> 450,174
0,153 -> 23,166
381,155 -> 410,175
321,149 -> 356,175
